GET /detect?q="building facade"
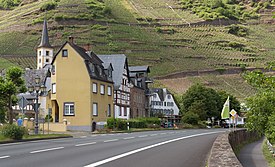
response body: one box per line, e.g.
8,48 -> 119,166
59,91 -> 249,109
98,54 -> 131,120
149,88 -> 179,117
50,38 -> 114,131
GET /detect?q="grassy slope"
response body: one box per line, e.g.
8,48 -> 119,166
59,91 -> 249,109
0,0 -> 274,98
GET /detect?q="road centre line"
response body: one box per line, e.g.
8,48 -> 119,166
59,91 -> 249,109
0,156 -> 10,159
30,147 -> 64,154
138,135 -> 148,138
80,136 -> 87,138
75,142 -> 97,147
123,137 -> 135,140
84,131 -> 223,167
160,133 -> 166,135
104,139 -> 119,143
150,134 -> 157,136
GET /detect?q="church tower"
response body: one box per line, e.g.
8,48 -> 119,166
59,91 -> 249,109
37,19 -> 53,69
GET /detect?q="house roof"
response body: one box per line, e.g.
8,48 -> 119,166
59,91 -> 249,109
150,88 -> 171,101
98,54 -> 129,89
129,66 -> 150,73
51,41 -> 112,83
38,19 -> 52,48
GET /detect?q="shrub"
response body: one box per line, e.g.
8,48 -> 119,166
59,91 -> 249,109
182,112 -> 200,125
2,124 -> 27,140
40,1 -> 57,12
215,68 -> 226,74
45,115 -> 53,122
228,25 -> 249,37
0,0 -> 21,9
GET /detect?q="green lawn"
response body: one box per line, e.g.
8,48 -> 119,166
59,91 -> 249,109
0,132 -> 71,142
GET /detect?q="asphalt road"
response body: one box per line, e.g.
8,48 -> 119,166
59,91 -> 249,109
0,129 -> 226,167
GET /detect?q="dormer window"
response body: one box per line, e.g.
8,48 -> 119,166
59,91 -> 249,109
108,70 -> 112,78
99,67 -> 102,76
62,49 -> 68,57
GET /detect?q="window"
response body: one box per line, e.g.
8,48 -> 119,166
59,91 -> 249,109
52,83 -> 56,94
39,51 -> 41,56
100,85 -> 105,95
52,65 -> 55,75
64,103 -> 74,116
167,95 -> 171,99
46,58 -> 49,63
46,51 -> 49,56
118,107 -> 121,116
107,104 -> 111,117
93,103 -> 98,116
39,59 -> 41,63
121,107 -> 125,116
107,86 -> 112,96
62,49 -> 68,57
92,83 -> 97,93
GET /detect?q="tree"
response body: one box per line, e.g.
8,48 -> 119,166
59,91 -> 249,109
0,67 -> 26,124
181,84 -> 222,120
243,64 -> 275,140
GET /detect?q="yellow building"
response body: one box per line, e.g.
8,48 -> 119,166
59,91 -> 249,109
50,37 -> 114,131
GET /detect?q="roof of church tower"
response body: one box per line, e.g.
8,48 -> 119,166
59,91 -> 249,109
38,19 -> 52,48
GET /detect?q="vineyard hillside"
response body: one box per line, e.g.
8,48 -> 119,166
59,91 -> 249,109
0,0 -> 274,98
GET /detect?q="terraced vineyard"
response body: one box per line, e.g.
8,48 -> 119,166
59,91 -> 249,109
0,0 -> 274,98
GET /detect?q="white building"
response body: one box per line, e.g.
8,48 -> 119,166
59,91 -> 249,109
149,88 -> 179,117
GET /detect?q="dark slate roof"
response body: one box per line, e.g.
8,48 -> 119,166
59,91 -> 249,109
52,41 -> 112,83
129,66 -> 150,73
98,54 -> 129,89
150,88 -> 171,101
38,20 -> 52,48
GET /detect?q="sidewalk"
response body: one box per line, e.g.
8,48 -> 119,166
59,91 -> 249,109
238,137 -> 268,167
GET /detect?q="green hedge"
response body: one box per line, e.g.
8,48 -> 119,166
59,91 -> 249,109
107,117 -> 161,130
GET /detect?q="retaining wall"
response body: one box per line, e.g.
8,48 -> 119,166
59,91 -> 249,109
208,129 -> 260,167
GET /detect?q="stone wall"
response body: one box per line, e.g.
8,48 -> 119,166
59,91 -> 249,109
208,130 -> 260,167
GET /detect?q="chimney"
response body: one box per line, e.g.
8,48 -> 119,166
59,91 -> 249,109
68,36 -> 74,44
83,43 -> 91,52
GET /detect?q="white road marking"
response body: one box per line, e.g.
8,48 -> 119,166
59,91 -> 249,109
123,137 -> 135,140
0,143 -> 21,146
75,142 -> 96,147
104,139 -> 119,143
91,135 -> 98,137
100,134 -> 106,136
150,134 -> 157,136
84,131 -> 223,167
138,135 -> 148,138
80,136 -> 87,138
30,147 -> 64,154
160,133 -> 166,135
0,156 -> 10,159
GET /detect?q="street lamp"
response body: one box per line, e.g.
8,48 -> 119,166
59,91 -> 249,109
28,75 -> 46,135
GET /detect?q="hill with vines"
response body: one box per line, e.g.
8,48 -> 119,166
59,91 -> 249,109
0,0 -> 274,99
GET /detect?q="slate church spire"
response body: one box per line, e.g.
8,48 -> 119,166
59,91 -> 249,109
38,19 -> 52,48
37,19 -> 53,69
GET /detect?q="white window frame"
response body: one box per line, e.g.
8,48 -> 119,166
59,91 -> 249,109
52,83 -> 56,94
93,103 -> 98,116
64,103 -> 74,116
93,83 -> 97,93
107,86 -> 112,96
100,84 -> 105,95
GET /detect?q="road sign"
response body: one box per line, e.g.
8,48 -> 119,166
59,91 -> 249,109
18,96 -> 28,109
230,109 -> 237,116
